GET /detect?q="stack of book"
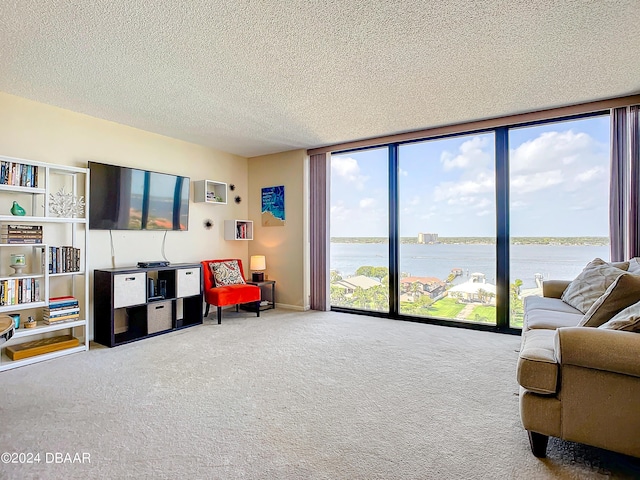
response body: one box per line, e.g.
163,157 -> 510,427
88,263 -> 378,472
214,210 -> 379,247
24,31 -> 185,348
49,246 -> 81,273
0,160 -> 38,187
236,223 -> 248,239
43,296 -> 80,324
0,278 -> 41,306
1,224 -> 43,244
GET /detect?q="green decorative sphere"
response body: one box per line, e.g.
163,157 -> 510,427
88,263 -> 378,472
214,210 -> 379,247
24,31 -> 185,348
10,201 -> 26,216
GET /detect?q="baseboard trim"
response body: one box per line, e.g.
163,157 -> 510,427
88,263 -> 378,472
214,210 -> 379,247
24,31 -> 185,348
276,303 -> 309,311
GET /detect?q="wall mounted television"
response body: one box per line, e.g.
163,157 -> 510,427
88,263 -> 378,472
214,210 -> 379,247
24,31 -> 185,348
88,161 -> 190,231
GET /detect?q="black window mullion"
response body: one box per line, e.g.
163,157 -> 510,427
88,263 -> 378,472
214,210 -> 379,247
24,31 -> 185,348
389,144 -> 399,316
495,128 -> 510,329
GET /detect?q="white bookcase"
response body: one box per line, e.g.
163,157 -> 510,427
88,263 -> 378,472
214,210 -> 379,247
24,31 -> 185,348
193,180 -> 227,204
224,220 -> 253,240
0,155 -> 89,371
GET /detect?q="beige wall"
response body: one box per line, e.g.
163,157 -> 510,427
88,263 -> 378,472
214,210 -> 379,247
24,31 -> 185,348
0,92 -> 253,336
248,150 -> 309,310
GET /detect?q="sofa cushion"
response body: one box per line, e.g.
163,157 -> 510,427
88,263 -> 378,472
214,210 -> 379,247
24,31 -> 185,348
561,258 -> 627,314
517,329 -> 559,395
207,283 -> 260,306
580,273 -> 640,327
523,296 -> 582,315
599,301 -> 640,332
627,257 -> 640,275
210,260 -> 246,286
524,308 -> 583,331
611,260 -> 631,271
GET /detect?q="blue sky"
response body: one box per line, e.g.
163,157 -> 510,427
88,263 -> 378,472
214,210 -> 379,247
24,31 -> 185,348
331,115 -> 610,237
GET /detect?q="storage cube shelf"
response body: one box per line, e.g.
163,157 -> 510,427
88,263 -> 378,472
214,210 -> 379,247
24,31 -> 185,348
193,180 -> 227,204
224,220 -> 253,240
0,155 -> 89,371
93,263 -> 203,347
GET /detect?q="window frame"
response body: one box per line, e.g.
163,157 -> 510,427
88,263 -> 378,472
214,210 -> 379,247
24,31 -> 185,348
329,110 -> 611,334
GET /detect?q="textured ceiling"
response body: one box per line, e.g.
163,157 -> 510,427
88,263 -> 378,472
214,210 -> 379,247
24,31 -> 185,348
1,1 -> 639,158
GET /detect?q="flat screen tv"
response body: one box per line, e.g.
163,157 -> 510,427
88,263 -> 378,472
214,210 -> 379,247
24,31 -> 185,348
88,162 -> 190,230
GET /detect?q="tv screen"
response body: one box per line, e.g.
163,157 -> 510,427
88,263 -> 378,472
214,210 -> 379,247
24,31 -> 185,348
88,162 -> 190,230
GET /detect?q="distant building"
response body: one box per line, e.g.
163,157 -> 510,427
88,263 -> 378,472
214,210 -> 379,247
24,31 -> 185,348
333,275 -> 383,295
448,278 -> 496,304
417,233 -> 438,244
400,276 -> 446,300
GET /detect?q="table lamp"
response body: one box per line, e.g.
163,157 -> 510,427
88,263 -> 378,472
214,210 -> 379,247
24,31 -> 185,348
250,255 -> 266,281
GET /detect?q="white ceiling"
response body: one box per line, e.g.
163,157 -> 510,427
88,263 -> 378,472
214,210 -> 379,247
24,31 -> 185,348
1,1 -> 639,158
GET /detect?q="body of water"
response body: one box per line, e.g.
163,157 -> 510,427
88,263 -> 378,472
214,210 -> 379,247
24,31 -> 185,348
330,243 -> 609,289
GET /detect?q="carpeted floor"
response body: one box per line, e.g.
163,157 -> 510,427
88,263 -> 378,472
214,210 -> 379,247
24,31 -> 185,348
1,309 -> 639,479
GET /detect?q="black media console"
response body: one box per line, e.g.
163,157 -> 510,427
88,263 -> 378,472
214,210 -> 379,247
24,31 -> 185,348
94,263 -> 203,347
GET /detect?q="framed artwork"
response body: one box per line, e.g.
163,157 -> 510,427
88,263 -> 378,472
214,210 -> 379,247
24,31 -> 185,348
261,186 -> 285,226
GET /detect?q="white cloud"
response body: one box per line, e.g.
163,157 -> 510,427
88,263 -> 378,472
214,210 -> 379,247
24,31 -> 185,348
359,197 -> 376,208
441,136 -> 491,171
433,171 -> 494,201
473,198 -> 492,210
511,170 -> 563,194
407,195 -> 420,206
576,166 -> 605,183
510,130 -> 599,174
399,168 -> 409,176
331,156 -> 369,190
330,202 -> 349,221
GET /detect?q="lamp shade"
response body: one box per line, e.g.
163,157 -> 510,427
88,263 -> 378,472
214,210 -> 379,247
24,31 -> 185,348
250,255 -> 266,271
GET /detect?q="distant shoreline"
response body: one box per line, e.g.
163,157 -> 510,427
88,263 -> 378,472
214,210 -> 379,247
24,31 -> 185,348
330,237 -> 610,246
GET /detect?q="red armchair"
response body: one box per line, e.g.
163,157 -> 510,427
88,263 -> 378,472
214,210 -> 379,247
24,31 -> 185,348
201,259 -> 261,324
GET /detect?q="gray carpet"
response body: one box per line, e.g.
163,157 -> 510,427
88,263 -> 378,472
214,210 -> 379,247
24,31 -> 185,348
1,309 -> 639,479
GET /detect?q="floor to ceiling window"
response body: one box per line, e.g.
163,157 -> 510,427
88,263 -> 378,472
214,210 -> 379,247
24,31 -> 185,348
398,133 -> 497,324
330,147 -> 389,313
508,115 -> 611,327
328,112 -> 612,330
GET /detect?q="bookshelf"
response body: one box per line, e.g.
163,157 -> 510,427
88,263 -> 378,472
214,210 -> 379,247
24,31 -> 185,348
224,220 -> 253,240
93,264 -> 203,347
193,180 -> 227,204
0,155 -> 89,371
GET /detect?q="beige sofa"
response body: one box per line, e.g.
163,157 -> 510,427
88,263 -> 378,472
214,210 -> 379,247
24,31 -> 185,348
516,258 -> 640,458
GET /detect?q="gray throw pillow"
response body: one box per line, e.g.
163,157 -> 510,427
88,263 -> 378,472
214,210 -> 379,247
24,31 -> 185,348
561,258 -> 627,314
580,273 -> 640,327
627,257 -> 640,275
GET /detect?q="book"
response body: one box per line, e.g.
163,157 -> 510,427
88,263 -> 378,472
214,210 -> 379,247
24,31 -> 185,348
1,224 -> 42,231
1,234 -> 44,238
44,312 -> 79,319
48,297 -> 79,308
47,301 -> 79,309
49,295 -> 77,302
1,238 -> 43,244
47,303 -> 80,311
42,315 -> 80,324
44,307 -> 80,317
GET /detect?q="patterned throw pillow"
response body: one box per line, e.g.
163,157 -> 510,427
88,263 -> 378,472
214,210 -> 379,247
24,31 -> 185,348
561,258 -> 627,314
599,301 -> 640,332
579,273 -> 640,327
210,260 -> 246,286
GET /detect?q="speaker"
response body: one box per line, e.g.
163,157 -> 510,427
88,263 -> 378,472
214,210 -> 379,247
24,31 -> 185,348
148,278 -> 155,298
159,279 -> 167,299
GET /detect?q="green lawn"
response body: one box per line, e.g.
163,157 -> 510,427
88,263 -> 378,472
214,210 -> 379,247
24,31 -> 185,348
468,305 -> 497,323
426,297 -> 466,318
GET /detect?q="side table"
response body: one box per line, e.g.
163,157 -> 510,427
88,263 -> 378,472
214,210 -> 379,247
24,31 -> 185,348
245,280 -> 276,311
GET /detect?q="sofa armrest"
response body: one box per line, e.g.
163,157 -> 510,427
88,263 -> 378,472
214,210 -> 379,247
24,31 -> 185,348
555,327 -> 640,378
542,280 -> 571,299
